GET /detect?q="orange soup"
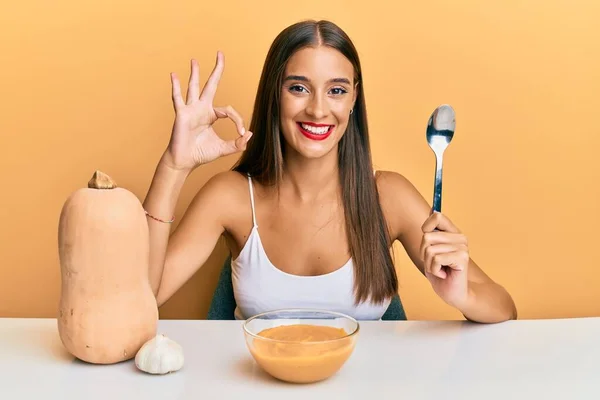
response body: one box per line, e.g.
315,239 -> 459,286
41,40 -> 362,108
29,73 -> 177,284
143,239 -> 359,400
249,324 -> 356,383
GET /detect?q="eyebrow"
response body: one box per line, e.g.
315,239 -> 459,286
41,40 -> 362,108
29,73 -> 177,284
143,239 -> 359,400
284,75 -> 351,85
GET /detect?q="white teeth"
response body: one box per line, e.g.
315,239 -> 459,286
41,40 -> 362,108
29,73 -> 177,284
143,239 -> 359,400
301,123 -> 330,134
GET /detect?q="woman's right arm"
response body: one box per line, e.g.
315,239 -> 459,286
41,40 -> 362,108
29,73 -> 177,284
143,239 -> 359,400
143,154 -> 190,304
143,52 -> 253,306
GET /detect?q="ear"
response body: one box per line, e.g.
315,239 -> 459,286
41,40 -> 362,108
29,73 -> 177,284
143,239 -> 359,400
352,81 -> 359,108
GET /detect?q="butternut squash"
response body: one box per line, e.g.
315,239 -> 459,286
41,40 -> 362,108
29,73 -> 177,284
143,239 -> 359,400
57,171 -> 158,364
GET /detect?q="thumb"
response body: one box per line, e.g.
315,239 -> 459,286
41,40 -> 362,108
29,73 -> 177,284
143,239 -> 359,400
422,211 -> 460,233
220,131 -> 253,156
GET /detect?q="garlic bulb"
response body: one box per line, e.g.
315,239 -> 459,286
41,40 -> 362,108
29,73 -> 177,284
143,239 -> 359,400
135,334 -> 184,374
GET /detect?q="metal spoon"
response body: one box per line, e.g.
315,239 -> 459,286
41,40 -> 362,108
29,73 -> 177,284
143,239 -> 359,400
426,104 -> 456,213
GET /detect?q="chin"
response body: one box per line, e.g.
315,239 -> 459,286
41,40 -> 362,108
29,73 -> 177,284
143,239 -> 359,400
295,146 -> 336,159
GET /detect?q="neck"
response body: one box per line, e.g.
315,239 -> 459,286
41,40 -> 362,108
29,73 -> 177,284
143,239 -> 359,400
281,148 -> 340,203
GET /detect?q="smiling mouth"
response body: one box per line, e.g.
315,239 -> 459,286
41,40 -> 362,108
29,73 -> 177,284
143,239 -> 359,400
296,122 -> 335,141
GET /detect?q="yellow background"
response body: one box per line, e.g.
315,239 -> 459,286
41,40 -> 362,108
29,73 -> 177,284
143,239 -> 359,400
1,0 -> 598,320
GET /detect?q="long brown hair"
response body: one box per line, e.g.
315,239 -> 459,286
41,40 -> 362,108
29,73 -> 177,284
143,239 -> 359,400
232,20 -> 398,305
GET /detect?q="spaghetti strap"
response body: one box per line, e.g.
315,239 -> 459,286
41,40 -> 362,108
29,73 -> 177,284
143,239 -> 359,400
247,174 -> 257,227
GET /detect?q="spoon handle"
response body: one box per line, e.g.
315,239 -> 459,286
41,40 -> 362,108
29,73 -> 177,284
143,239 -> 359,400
432,154 -> 443,213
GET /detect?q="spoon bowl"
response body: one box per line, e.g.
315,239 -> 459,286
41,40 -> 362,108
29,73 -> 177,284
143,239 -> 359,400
426,104 -> 456,213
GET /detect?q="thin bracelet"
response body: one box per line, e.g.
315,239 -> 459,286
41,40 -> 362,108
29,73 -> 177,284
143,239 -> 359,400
144,209 -> 175,224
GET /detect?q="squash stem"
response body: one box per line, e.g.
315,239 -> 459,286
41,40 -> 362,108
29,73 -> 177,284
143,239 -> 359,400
88,170 -> 117,189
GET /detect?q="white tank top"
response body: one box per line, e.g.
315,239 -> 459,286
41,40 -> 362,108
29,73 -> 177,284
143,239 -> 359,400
230,175 -> 391,320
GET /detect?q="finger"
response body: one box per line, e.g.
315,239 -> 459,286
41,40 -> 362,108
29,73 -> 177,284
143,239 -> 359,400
419,232 -> 468,259
428,262 -> 447,279
419,232 -> 468,260
220,131 -> 253,157
421,211 -> 460,234
423,243 -> 464,273
200,51 -> 224,103
186,59 -> 200,105
214,105 -> 246,136
430,251 -> 468,279
170,73 -> 185,111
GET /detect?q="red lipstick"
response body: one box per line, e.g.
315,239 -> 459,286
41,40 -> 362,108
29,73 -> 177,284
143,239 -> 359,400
296,122 -> 334,141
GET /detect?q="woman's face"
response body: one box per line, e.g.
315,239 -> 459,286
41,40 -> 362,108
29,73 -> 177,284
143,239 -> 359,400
279,46 -> 357,160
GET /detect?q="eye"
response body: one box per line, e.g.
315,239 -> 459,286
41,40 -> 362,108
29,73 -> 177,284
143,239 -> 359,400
288,84 -> 308,94
329,87 -> 348,96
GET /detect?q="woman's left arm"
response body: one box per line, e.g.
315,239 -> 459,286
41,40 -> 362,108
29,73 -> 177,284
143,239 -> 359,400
376,171 -> 517,323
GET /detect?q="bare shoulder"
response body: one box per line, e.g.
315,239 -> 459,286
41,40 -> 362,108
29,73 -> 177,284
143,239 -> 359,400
374,170 -> 424,201
198,169 -> 249,197
183,170 -> 251,230
374,170 -> 432,241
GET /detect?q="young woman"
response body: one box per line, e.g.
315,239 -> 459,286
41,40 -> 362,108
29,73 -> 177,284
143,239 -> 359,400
142,20 -> 517,323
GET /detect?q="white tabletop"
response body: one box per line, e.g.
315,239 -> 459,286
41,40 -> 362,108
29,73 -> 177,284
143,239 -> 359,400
1,317 -> 599,399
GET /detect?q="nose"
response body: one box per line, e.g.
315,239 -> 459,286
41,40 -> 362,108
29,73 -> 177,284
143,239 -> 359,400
305,92 -> 329,119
